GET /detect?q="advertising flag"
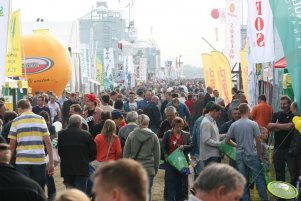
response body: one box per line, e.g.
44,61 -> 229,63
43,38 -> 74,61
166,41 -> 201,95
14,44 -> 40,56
6,10 -> 22,77
103,48 -> 114,79
96,55 -> 104,87
0,0 -> 10,86
225,0 -> 241,64
139,58 -> 147,82
269,0 -> 301,113
240,51 -> 249,101
248,0 -> 274,63
211,51 -> 233,105
201,53 -> 221,94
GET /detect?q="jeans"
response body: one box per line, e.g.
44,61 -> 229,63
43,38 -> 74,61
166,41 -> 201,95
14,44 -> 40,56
165,163 -> 185,201
204,156 -> 221,167
63,176 -> 88,192
149,175 -> 154,201
236,152 -> 268,201
289,154 -> 301,187
273,149 -> 295,185
16,164 -> 46,189
46,174 -> 56,200
86,164 -> 95,196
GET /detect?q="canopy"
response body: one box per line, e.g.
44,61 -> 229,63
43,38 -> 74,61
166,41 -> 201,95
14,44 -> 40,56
275,57 -> 287,68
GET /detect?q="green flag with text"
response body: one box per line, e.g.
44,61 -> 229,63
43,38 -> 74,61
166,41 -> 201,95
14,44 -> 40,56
269,0 -> 301,112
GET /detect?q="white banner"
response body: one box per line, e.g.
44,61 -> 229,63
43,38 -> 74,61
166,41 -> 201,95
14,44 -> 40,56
225,0 -> 241,65
248,63 -> 257,108
0,0 -> 10,87
103,48 -> 114,78
247,0 -> 274,63
139,58 -> 147,82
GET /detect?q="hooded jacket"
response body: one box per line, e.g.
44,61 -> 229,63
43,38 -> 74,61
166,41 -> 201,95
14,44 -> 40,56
123,127 -> 160,176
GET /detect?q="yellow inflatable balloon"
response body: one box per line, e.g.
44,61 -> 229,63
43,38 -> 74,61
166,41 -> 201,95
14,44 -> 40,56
22,32 -> 71,96
295,120 -> 301,131
293,116 -> 301,124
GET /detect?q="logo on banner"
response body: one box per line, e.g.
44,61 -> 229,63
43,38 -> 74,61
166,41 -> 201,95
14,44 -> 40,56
22,57 -> 54,75
255,0 -> 265,47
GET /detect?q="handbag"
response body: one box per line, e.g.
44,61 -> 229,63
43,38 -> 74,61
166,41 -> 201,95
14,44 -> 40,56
91,136 -> 114,170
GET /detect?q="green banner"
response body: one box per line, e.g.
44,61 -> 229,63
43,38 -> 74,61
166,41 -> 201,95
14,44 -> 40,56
269,0 -> 301,112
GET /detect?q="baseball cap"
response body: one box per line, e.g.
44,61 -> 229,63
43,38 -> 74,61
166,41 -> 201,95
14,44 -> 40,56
111,109 -> 122,120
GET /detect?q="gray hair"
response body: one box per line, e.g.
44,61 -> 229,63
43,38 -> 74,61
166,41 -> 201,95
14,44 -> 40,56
164,106 -> 177,114
193,163 -> 246,194
126,111 -> 138,123
137,114 -> 150,128
68,114 -> 82,127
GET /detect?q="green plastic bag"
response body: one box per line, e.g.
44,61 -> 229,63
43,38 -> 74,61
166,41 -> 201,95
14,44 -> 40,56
218,142 -> 236,160
168,148 -> 189,172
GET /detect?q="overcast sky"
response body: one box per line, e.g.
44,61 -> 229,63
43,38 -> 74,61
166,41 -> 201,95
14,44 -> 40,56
12,0 -> 239,67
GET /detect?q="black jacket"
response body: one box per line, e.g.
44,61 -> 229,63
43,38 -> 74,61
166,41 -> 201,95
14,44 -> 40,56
143,102 -> 161,129
58,127 -> 96,177
0,163 -> 46,201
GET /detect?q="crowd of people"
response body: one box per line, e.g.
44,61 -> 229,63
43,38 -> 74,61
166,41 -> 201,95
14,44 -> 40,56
0,79 -> 301,201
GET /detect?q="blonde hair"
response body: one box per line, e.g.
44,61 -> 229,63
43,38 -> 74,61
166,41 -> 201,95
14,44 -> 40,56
101,119 -> 117,142
137,114 -> 150,128
55,189 -> 90,201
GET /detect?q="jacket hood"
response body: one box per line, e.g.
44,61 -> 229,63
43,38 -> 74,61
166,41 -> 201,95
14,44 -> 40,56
132,128 -> 155,142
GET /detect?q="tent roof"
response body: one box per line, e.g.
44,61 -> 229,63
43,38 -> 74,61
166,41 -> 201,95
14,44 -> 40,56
275,57 -> 287,68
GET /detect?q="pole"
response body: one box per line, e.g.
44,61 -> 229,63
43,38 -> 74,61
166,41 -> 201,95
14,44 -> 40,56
201,37 -> 217,50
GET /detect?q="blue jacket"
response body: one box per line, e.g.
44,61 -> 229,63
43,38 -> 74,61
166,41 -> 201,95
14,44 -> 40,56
191,115 -> 205,157
167,102 -> 191,121
124,101 -> 142,112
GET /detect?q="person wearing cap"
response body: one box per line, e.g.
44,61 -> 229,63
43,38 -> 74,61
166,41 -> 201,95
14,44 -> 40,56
111,109 -> 127,133
83,93 -> 102,137
200,102 -> 226,166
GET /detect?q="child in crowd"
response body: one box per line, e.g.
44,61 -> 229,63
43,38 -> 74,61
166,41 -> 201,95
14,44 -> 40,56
259,127 -> 269,167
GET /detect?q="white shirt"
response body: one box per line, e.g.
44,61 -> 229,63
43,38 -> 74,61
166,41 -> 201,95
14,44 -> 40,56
128,102 -> 138,111
48,102 -> 61,122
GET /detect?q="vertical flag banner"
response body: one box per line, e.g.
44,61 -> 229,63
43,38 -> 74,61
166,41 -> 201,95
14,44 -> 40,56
103,48 -> 114,79
225,0 -> 241,65
0,0 -> 10,87
211,51 -> 233,105
6,10 -> 22,77
96,55 -> 104,87
248,63 -> 257,108
240,51 -> 249,101
139,58 -> 147,82
247,0 -> 274,63
202,53 -> 221,94
269,0 -> 301,113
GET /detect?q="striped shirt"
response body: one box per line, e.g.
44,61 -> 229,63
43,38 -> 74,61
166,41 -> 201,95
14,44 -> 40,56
8,111 -> 50,164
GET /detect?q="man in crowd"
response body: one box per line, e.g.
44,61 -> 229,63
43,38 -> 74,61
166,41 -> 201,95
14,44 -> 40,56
251,94 -> 273,128
189,164 -> 245,201
32,95 -> 51,119
204,86 -> 214,105
227,103 -> 268,201
0,101 -> 6,121
0,137 -> 47,201
124,91 -> 142,112
100,94 -> 114,112
57,91 -> 68,107
112,109 -> 127,133
200,103 -> 226,166
110,91 -> 118,106
62,92 -> 78,128
191,93 -> 205,125
48,95 -> 62,122
69,104 -> 89,131
143,95 -> 161,133
83,93 -> 102,136
92,159 -> 149,201
169,98 -> 191,122
58,114 -> 96,192
268,95 -> 295,185
213,90 -> 223,104
160,91 -> 172,118
118,111 -> 138,150
8,99 -> 54,188
139,90 -> 153,110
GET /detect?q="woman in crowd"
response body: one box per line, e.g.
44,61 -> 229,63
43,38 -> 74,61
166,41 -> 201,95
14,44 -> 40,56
123,114 -> 160,201
93,111 -> 112,138
162,117 -> 192,201
94,119 -> 122,164
1,111 -> 18,143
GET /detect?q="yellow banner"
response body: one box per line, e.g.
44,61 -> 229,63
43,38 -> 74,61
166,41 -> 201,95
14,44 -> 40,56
6,10 -> 22,77
96,55 -> 104,86
240,51 -> 249,101
202,53 -> 221,92
211,51 -> 232,105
